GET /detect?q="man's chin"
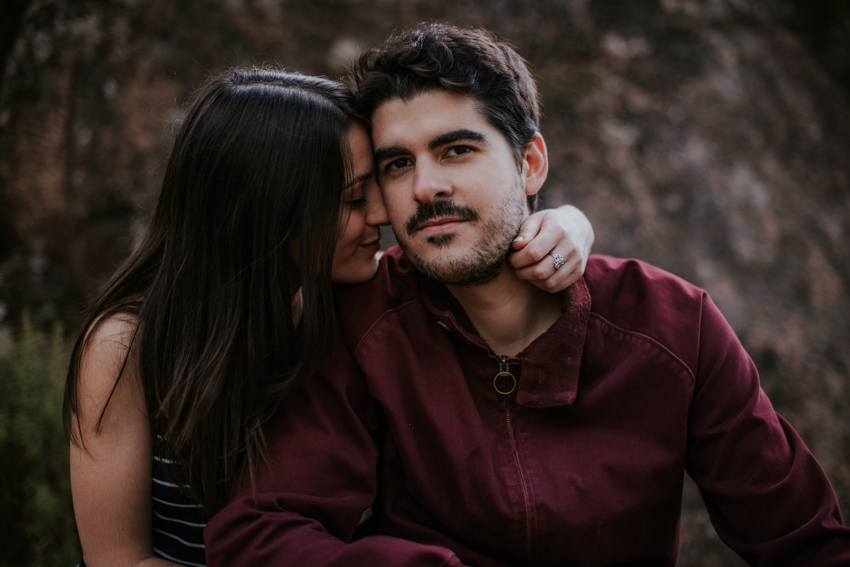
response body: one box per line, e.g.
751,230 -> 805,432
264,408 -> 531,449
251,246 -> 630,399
407,250 -> 508,287
395,229 -> 512,286
425,232 -> 457,248
395,230 -> 460,258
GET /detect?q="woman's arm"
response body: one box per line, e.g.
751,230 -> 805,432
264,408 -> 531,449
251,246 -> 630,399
510,204 -> 595,292
70,315 -> 178,567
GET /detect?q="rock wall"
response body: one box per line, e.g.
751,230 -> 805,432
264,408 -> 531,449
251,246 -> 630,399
2,1 -> 849,564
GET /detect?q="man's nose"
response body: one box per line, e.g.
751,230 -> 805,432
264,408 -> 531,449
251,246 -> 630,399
412,159 -> 453,204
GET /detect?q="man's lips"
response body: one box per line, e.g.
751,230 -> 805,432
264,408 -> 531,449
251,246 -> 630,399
405,201 -> 479,237
416,217 -> 469,234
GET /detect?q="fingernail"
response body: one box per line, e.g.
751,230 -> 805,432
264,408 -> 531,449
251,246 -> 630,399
514,236 -> 525,242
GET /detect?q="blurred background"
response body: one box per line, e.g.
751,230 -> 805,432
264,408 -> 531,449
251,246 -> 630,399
1,0 -> 849,565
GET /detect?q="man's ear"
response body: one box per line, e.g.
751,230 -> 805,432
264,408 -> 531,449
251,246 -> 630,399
522,133 -> 548,197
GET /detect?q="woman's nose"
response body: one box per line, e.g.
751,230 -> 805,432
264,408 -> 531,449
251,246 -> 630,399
364,178 -> 390,227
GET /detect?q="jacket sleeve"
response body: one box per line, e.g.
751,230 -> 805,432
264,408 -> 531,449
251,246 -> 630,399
685,292 -> 850,566
204,328 -> 464,567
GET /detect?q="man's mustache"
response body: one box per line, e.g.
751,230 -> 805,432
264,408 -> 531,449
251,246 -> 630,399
405,200 -> 480,236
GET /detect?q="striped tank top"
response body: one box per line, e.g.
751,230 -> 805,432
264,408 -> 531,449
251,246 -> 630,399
150,454 -> 207,566
77,455 -> 206,567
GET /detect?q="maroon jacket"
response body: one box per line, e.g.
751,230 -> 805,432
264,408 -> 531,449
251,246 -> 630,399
206,249 -> 850,566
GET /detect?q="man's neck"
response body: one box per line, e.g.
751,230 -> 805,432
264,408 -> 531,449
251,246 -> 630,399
446,267 -> 563,357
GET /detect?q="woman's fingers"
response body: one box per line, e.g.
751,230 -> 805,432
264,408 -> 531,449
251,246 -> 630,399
510,205 -> 594,293
511,211 -> 544,252
510,205 -> 593,271
514,243 -> 581,292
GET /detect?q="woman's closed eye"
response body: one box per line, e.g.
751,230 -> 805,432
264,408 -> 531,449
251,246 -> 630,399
345,197 -> 369,209
343,183 -> 369,208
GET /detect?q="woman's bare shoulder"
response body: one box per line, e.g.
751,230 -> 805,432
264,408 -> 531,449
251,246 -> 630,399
76,313 -> 144,429
85,312 -> 139,346
81,312 -> 139,373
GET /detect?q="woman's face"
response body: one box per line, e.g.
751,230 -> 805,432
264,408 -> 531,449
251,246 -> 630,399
331,125 -> 389,284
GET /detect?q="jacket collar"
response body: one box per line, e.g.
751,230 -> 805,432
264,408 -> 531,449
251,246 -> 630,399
418,273 -> 592,408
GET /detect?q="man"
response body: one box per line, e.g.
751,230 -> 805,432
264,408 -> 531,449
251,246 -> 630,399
206,24 -> 850,565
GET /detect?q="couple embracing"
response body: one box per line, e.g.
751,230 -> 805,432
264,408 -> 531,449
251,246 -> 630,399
66,23 -> 850,567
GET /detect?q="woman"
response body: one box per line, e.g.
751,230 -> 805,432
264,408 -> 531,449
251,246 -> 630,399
63,67 -> 593,567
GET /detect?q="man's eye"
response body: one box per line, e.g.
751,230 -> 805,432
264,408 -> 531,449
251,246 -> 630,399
445,145 -> 472,157
386,158 -> 412,172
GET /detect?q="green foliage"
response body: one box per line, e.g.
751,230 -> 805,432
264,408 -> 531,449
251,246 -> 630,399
0,314 -> 81,566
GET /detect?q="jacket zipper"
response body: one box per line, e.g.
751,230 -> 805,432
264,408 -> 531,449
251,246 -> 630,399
497,355 -> 533,562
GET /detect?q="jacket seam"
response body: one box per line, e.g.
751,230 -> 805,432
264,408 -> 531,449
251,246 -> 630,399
693,291 -> 707,397
588,312 -> 696,386
354,298 -> 426,357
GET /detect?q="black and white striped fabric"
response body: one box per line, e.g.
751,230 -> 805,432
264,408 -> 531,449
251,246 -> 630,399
76,455 -> 206,567
150,454 -> 207,566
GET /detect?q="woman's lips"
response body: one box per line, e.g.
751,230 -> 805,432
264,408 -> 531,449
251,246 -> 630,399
360,237 -> 381,252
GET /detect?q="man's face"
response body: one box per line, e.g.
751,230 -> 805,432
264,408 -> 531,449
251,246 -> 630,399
371,90 -> 538,286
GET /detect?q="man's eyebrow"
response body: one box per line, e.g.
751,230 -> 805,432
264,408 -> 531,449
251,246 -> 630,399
373,146 -> 409,165
373,129 -> 487,165
344,170 -> 373,189
428,129 -> 486,150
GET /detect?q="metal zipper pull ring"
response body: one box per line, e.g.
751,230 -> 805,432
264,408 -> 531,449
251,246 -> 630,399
494,356 -> 517,395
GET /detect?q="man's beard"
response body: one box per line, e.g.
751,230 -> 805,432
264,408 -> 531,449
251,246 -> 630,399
397,189 -> 526,287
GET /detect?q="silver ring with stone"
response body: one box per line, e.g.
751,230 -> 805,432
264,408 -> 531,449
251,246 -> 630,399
551,253 -> 565,271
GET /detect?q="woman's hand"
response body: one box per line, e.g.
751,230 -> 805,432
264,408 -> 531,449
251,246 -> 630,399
509,204 -> 594,293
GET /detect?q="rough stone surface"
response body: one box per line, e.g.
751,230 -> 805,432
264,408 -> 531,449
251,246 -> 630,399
1,1 -> 849,564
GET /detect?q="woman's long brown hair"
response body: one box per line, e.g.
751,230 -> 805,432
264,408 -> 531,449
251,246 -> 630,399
63,68 -> 360,516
